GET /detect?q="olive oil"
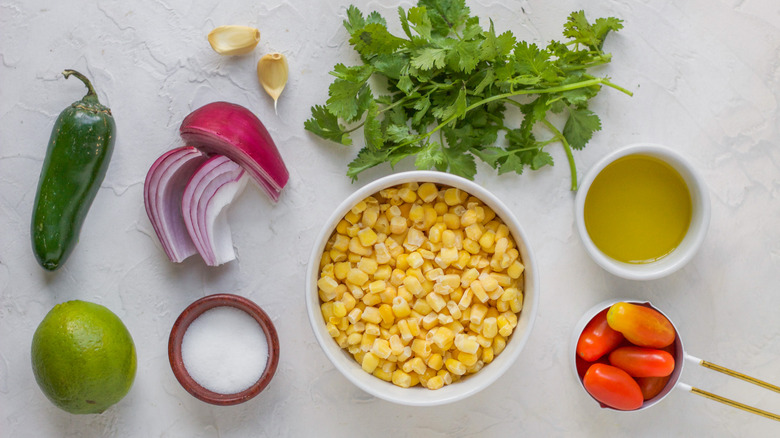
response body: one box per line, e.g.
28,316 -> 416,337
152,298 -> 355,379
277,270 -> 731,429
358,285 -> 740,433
584,155 -> 692,263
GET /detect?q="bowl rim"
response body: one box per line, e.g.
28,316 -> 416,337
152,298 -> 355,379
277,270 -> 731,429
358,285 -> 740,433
574,143 -> 711,280
168,293 -> 280,405
306,170 -> 539,406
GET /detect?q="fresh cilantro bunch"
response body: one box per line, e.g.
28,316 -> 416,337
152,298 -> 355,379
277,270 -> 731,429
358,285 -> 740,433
305,0 -> 631,189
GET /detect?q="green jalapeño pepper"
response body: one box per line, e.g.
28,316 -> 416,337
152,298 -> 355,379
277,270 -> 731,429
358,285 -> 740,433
31,70 -> 116,270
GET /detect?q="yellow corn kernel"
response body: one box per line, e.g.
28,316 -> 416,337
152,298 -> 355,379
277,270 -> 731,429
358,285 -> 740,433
391,369 -> 413,388
389,216 -> 408,235
340,293 -> 357,313
374,215 -> 390,234
454,333 -> 479,354
388,334 -> 405,355
437,313 -> 453,325
421,312 -> 438,330
347,332 -> 363,346
431,326 -> 454,350
478,230 -> 496,250
361,352 -> 380,373
347,268 -> 369,286
317,275 -> 339,295
453,251 -> 471,270
444,188 -> 467,206
457,351 -> 479,367
426,292 -> 447,313
360,333 -> 376,352
443,301 -> 461,321
373,367 -> 393,382
417,182 -> 439,203
365,280 -> 384,294
404,228 -> 425,251
408,204 -> 425,224
482,346 -> 494,364
364,323 -> 381,337
442,213 -> 460,230
470,303 -> 488,325
426,375 -> 445,390
470,280 -> 489,303
482,316 -> 498,338
347,307 -> 362,324
388,268 -> 404,287
496,223 -> 510,240
458,288 -> 473,309
479,273 -> 498,293
347,253 -> 362,264
349,237 -> 372,257
335,220 -> 350,235
464,223 -> 483,241
371,266 -> 390,282
510,295 -> 523,313
344,209 -> 361,225
379,285 -> 396,304
408,357 -> 427,375
444,358 -> 467,376
427,353 -> 444,370
493,335 -> 507,355
361,306 -> 382,324
412,299 -> 433,316
332,234 -> 350,252
362,292 -> 381,307
398,319 -> 413,342
378,303 -> 394,325
437,247 -> 459,267
358,228 -> 378,247
326,322 -> 340,338
459,208 -> 478,227
411,339 -> 431,359
371,338 -> 392,359
428,223 -> 446,244
391,296 -> 411,318
407,317 -> 420,336
372,243 -> 390,265
398,346 -> 412,362
407,251 -> 424,269
355,259 -> 376,277
457,268 -> 478,288
332,301 -> 347,318
500,287 -> 519,302
403,276 -> 423,297
333,262 -> 350,280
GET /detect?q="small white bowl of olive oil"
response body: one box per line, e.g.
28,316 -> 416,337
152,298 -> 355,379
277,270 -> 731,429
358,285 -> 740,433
575,143 -> 710,280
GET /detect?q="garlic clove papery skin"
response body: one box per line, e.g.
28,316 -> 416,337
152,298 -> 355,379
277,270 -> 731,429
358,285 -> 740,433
208,25 -> 261,56
257,52 -> 289,113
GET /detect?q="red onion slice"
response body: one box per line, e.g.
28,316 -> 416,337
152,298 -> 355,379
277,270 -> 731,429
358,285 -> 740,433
143,147 -> 208,262
181,155 -> 248,266
179,101 -> 288,202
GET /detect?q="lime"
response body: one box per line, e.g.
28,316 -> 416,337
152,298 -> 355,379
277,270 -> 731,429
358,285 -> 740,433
31,300 -> 137,414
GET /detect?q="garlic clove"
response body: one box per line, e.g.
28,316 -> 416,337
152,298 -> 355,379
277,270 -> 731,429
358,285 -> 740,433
207,25 -> 261,56
257,53 -> 289,114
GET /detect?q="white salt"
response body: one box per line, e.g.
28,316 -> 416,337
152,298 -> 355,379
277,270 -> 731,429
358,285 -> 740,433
181,306 -> 269,394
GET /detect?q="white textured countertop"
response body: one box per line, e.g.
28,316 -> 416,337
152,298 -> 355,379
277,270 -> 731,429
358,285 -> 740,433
1,0 -> 779,436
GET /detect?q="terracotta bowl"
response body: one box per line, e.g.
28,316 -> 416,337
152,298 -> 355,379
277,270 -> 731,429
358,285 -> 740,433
168,293 -> 280,405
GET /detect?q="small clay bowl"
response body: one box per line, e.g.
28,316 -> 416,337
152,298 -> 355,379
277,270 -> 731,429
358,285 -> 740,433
168,293 -> 280,405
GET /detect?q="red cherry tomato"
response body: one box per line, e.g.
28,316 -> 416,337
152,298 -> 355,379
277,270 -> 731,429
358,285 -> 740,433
637,375 -> 672,400
606,302 -> 676,348
583,363 -> 644,411
608,346 -> 675,377
577,309 -> 625,362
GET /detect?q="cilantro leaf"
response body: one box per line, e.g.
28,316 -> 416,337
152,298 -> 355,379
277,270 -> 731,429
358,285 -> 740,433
363,100 -> 383,150
343,6 -> 366,36
563,107 -> 601,150
349,23 -> 406,57
411,47 -> 448,70
304,105 -> 352,146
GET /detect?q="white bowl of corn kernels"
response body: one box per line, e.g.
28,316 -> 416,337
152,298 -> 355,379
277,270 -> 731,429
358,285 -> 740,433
306,171 -> 538,406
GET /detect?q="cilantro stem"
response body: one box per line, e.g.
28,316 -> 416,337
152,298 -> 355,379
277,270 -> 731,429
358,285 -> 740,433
541,118 -> 578,191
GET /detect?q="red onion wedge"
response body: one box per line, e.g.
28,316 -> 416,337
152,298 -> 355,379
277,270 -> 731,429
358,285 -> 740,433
180,101 -> 288,202
181,155 -> 248,266
143,147 -> 208,262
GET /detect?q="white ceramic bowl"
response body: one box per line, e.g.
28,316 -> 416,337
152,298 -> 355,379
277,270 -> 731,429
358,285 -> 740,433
574,143 -> 710,280
306,171 -> 539,406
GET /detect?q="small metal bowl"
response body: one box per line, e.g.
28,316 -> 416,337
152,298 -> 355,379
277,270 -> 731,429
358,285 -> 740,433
168,293 -> 280,405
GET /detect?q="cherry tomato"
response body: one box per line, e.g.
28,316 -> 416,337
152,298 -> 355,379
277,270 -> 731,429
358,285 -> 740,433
637,375 -> 672,400
606,302 -> 676,348
608,346 -> 675,377
583,363 -> 644,411
577,309 -> 625,362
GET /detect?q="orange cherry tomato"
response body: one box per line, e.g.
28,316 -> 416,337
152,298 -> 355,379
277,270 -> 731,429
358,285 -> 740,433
583,363 -> 644,411
637,375 -> 672,400
606,302 -> 676,348
577,309 -> 625,362
608,346 -> 675,377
